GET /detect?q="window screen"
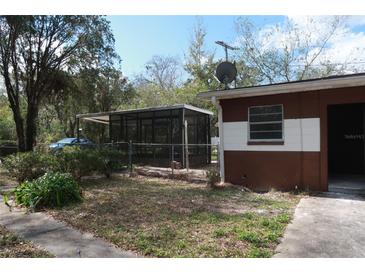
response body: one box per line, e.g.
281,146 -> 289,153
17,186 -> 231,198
248,105 -> 283,141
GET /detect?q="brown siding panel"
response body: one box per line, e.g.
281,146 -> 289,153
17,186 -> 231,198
221,92 -> 320,122
224,151 -> 322,191
300,91 -> 320,118
302,152 -> 322,191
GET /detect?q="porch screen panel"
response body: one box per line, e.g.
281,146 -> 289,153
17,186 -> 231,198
110,114 -> 122,142
126,115 -> 138,142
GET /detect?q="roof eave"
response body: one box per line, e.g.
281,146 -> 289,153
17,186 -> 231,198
198,75 -> 365,100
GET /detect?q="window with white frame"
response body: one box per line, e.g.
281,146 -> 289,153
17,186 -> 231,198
248,105 -> 283,141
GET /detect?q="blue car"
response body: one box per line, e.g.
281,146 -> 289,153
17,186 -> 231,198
49,138 -> 95,151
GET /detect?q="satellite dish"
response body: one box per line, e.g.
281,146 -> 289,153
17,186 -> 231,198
215,61 -> 237,88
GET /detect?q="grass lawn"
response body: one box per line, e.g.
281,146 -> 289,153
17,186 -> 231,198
0,225 -> 53,258
48,174 -> 301,258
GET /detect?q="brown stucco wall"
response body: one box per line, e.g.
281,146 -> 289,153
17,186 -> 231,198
224,151 -> 321,191
220,91 -> 319,122
220,85 -> 365,191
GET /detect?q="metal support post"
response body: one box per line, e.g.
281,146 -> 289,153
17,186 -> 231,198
128,140 -> 133,172
184,120 -> 189,172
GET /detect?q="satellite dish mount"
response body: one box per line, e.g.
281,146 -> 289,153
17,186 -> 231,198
215,41 -> 239,89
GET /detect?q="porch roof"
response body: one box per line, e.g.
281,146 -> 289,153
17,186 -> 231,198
76,104 -> 213,125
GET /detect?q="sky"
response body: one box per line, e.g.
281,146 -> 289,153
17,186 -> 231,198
108,15 -> 365,79
107,16 -> 284,78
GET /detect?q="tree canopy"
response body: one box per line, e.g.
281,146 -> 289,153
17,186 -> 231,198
0,16 -> 119,151
234,16 -> 353,84
0,16 -> 364,148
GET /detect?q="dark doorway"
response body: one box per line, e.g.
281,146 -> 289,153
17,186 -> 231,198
328,103 -> 365,194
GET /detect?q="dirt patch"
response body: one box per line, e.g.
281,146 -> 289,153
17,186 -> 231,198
134,166 -> 207,183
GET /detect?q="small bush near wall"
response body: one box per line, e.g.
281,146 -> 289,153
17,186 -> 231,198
206,167 -> 220,188
14,172 -> 82,210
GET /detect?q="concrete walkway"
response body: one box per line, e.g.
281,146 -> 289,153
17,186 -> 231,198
0,195 -> 138,258
274,192 -> 365,257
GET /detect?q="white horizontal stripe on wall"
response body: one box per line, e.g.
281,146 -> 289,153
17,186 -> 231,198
222,118 -> 320,152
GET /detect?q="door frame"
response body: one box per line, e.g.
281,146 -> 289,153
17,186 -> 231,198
320,89 -> 365,192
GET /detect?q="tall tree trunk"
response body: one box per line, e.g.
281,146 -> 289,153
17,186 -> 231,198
66,118 -> 76,137
11,108 -> 26,152
2,71 -> 26,152
25,103 -> 38,151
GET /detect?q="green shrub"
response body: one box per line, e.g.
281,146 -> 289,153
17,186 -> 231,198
2,151 -> 55,182
97,147 -> 126,177
53,147 -> 125,180
14,172 -> 82,209
3,146 -> 126,183
52,147 -> 102,180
